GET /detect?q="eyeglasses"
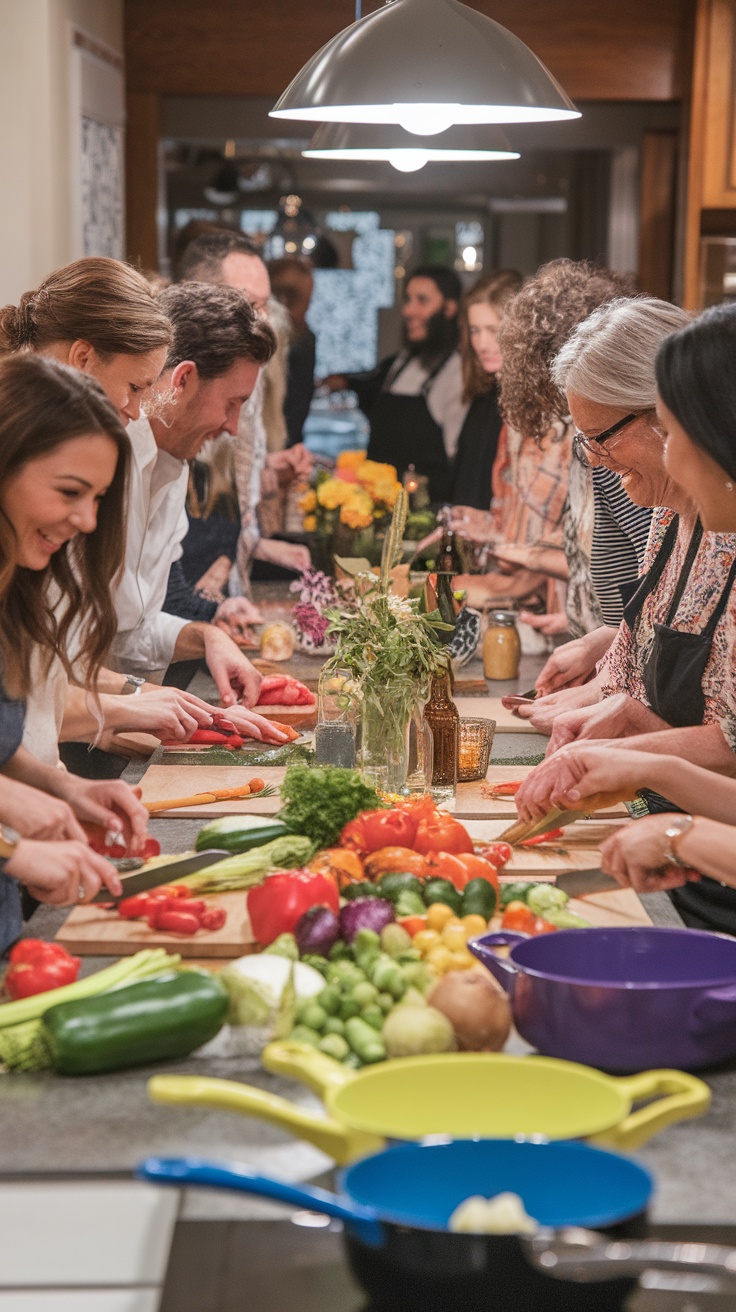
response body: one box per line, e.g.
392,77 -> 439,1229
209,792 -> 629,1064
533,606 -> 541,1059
572,412 -> 640,466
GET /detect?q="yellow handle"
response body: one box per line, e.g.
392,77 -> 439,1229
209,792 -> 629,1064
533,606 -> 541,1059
262,1040 -> 358,1096
148,1073 -> 383,1165
590,1069 -> 711,1152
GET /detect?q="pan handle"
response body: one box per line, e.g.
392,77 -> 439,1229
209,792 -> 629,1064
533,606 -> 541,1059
524,1226 -> 736,1290
137,1155 -> 384,1247
146,1075 -> 384,1166
467,931 -> 526,995
590,1069 -> 711,1151
262,1040 -> 358,1096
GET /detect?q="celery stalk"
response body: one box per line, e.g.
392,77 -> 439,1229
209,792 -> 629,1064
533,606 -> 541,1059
0,949 -> 178,1030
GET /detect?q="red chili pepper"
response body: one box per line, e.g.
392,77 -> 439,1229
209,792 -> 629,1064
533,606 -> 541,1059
189,729 -> 232,744
224,736 -> 244,749
147,907 -> 201,936
200,906 -> 227,931
247,868 -> 339,946
476,842 -> 513,870
519,829 -> 565,847
5,954 -> 81,1000
8,940 -> 74,966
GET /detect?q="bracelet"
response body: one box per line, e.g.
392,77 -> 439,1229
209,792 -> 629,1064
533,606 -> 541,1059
662,814 -> 694,868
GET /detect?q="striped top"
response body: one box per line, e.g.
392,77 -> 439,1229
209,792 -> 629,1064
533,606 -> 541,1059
590,466 -> 653,627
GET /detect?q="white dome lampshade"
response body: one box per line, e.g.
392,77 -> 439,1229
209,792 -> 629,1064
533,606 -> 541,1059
271,0 -> 579,136
302,122 -> 520,172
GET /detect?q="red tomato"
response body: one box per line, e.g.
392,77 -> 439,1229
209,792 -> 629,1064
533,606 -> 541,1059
340,808 -> 417,853
200,906 -> 227,931
476,842 -> 512,870
423,850 -> 471,890
8,940 -> 73,965
455,853 -> 499,894
398,915 -> 427,937
414,814 -> 474,857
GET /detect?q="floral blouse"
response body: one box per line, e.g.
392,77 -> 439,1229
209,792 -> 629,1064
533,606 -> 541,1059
599,507 -> 736,749
491,422 -> 571,549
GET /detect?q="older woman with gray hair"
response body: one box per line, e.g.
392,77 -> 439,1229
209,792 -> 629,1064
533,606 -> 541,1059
512,296 -> 691,730
517,295 -> 736,828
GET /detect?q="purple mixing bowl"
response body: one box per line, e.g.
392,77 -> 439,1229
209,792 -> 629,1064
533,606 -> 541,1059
469,926 -> 736,1071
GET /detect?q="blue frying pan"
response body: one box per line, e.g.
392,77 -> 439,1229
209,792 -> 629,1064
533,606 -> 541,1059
139,1138 -> 652,1312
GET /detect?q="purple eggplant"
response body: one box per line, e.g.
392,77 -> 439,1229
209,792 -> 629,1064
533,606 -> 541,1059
339,898 -> 395,944
295,905 -> 340,957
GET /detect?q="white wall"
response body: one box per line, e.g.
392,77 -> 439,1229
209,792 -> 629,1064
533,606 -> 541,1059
0,0 -> 123,303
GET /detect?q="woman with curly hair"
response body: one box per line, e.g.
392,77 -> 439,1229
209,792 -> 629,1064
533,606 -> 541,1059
452,260 -> 650,645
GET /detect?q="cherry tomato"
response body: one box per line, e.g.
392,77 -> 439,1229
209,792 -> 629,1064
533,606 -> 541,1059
117,894 -> 153,920
501,901 -> 536,933
476,842 -> 512,870
398,915 -> 428,938
147,907 -> 200,936
455,853 -> 499,894
414,814 -> 474,857
200,906 -> 227,931
423,850 -> 471,890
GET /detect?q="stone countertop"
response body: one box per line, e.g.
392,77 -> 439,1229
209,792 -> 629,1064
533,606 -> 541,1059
7,638 -> 735,1229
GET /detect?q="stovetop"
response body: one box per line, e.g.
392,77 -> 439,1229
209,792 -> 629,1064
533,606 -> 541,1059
159,1217 -> 736,1312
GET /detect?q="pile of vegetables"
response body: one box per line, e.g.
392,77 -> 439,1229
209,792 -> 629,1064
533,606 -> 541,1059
498,881 -> 589,934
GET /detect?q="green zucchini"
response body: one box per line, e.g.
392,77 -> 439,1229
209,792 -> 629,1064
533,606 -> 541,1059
41,971 -> 228,1076
195,815 -> 288,854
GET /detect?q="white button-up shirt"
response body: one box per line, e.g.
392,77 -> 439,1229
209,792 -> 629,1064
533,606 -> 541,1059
108,416 -> 190,681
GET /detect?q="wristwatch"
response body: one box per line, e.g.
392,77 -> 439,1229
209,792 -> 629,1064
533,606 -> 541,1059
120,674 -> 145,696
662,814 -> 694,867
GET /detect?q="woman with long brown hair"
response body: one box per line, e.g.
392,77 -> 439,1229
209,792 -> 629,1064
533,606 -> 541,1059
450,269 -> 522,508
0,355 -> 148,948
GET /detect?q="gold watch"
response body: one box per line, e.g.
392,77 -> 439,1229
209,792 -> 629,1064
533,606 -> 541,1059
662,814 -> 694,867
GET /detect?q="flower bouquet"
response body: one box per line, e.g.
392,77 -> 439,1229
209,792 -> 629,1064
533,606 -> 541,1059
289,568 -> 349,656
300,450 -> 403,573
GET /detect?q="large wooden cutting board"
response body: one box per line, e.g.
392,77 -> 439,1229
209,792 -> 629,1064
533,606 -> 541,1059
455,766 -> 630,821
466,818 -> 628,873
56,891 -> 256,958
138,765 -> 286,817
453,697 -> 540,734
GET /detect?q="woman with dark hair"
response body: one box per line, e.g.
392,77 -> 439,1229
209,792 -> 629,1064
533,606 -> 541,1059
449,269 -> 522,508
513,302 -> 736,931
0,355 -> 151,947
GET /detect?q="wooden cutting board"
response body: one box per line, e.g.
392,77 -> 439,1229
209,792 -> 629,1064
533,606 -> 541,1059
56,891 -> 257,958
455,765 -> 631,821
138,765 -> 286,817
466,818 -> 628,873
255,703 -> 317,729
453,697 -> 540,734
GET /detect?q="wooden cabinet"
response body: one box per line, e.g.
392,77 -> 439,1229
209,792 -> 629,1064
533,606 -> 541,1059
685,0 -> 736,305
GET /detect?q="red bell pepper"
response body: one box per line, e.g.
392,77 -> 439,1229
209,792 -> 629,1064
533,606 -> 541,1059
413,814 -> 474,856
4,951 -> 81,1000
340,807 -> 417,854
8,939 -> 73,966
519,829 -> 565,847
247,869 -> 339,946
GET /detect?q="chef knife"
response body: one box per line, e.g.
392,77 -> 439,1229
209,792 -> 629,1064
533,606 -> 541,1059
554,868 -> 620,898
90,849 -> 228,905
498,789 -> 640,845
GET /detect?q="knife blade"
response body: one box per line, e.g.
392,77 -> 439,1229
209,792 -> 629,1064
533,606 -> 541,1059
554,868 -> 619,898
90,849 -> 228,905
497,807 -> 582,845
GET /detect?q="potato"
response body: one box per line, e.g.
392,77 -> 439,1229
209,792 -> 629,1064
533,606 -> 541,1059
428,970 -> 511,1052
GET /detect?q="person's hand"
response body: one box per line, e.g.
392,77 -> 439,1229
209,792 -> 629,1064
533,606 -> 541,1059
108,687 -> 216,741
0,779 -> 87,843
266,444 -> 313,481
320,374 -> 348,393
448,506 -> 499,544
214,596 -> 264,639
502,682 -> 603,733
600,817 -> 701,893
256,539 -> 312,574
202,627 -> 262,707
453,570 -> 546,607
517,609 -> 570,638
219,705 -> 289,744
5,839 -> 122,905
195,555 -> 232,602
516,743 -> 652,818
545,693 -> 659,757
58,778 -> 150,851
533,634 -> 599,694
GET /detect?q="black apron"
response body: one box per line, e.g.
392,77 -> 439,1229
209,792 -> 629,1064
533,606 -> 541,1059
623,517 -> 736,933
367,354 -> 453,504
0,684 -> 25,954
450,388 -> 502,510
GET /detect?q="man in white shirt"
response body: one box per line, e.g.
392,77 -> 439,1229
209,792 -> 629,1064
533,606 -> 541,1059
108,281 -> 276,707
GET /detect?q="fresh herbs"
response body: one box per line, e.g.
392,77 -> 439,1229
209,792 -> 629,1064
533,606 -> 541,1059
279,765 -> 384,850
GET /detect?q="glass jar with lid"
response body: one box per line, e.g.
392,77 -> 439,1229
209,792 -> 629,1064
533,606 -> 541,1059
483,610 -> 521,681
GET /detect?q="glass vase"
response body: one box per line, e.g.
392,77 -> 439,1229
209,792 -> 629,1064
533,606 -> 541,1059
359,678 -> 417,793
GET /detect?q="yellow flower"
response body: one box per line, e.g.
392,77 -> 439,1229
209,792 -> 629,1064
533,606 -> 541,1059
317,478 -> 353,510
372,479 -> 402,508
336,449 -> 368,472
358,460 -> 399,488
303,514 -> 317,532
299,489 -> 317,513
340,491 -> 374,530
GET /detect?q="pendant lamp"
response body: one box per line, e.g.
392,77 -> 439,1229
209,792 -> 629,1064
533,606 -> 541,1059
303,122 -> 519,172
271,0 -> 579,136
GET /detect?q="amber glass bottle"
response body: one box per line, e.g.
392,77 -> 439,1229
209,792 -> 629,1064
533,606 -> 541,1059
423,665 -> 459,801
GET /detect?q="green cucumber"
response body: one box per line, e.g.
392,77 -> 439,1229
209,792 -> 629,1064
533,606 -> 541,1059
195,816 -> 288,855
41,971 -> 228,1076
